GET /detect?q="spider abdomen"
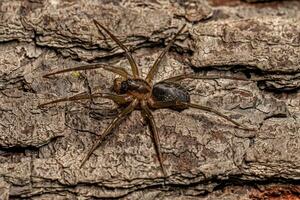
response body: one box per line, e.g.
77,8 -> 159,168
152,82 -> 190,110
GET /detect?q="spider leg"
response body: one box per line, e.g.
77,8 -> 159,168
141,101 -> 167,177
43,63 -> 130,78
146,24 -> 186,83
161,73 -> 250,82
93,20 -> 140,78
80,99 -> 138,168
149,99 -> 254,130
180,102 -> 255,131
38,92 -> 132,108
161,73 -> 288,83
147,98 -> 178,109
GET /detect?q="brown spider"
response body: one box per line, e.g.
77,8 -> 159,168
39,20 -> 254,177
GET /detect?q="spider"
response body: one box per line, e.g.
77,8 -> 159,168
39,20 -> 255,177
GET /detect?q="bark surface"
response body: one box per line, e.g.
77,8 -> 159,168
0,0 -> 299,199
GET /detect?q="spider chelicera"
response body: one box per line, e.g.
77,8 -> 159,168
39,20 -> 254,177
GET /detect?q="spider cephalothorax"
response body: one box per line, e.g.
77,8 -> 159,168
40,20 -> 255,177
117,78 -> 151,95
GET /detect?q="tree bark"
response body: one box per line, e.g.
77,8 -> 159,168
0,0 -> 299,199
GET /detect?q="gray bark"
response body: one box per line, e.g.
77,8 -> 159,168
0,0 -> 299,199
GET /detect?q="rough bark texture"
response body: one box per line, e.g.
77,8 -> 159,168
0,0 -> 299,199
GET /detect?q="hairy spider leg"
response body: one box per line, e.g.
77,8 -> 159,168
161,73 -> 251,82
146,24 -> 186,83
180,102 -> 255,131
141,101 -> 167,177
147,99 -> 186,109
160,71 -> 290,83
43,63 -> 130,78
93,19 -> 140,78
38,92 -> 132,108
80,99 -> 139,168
148,99 -> 254,131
